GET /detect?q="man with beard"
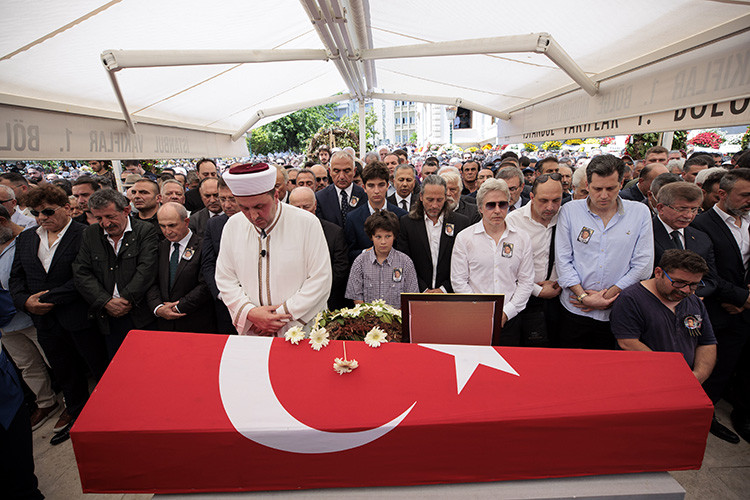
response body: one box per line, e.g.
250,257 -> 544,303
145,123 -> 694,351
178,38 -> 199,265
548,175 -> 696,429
691,168 -> 750,444
439,170 -> 480,224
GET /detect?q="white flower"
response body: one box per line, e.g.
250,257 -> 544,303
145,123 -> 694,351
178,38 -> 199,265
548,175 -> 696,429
333,357 -> 359,375
364,326 -> 388,348
313,311 -> 323,328
308,328 -> 330,351
283,326 -> 305,345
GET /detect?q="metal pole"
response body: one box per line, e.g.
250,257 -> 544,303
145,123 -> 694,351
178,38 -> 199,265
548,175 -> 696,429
112,159 -> 124,192
359,99 -> 366,159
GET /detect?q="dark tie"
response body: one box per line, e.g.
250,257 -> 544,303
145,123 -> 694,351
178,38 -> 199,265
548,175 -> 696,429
670,230 -> 684,250
169,242 -> 180,289
260,229 -> 267,239
340,190 -> 349,226
401,199 -> 408,211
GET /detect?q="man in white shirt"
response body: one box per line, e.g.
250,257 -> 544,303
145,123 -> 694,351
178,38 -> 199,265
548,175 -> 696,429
506,173 -> 563,346
451,178 -> 535,345
0,184 -> 35,229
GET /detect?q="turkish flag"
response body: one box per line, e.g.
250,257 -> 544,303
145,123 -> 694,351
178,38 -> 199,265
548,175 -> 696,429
71,331 -> 712,493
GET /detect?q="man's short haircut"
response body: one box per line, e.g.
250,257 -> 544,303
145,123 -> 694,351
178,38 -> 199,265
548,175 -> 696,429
134,178 -> 160,194
586,154 -> 625,183
531,173 -> 563,195
394,164 -> 416,177
520,156 -> 531,167
498,159 -> 519,170
719,167 -> 750,192
496,166 -> 524,186
199,177 -> 219,192
650,173 -> 683,199
688,151 -> 713,162
330,151 -> 354,167
160,179 -> 185,193
73,176 -> 101,191
196,158 -> 217,171
364,210 -> 400,238
658,249 -> 709,276
274,164 -> 289,182
159,173 -> 175,183
461,160 -> 480,171
0,184 -> 15,200
501,151 -> 519,161
657,181 -> 702,205
477,178 -> 510,207
318,145 -> 331,154
361,162 -> 390,184
645,145 -> 669,158
683,155 -> 712,173
639,161 -> 666,179
88,188 -> 130,211
159,201 -> 188,220
122,160 -> 141,167
392,148 -> 408,160
52,179 -> 73,196
700,169 -> 726,193
572,166 -> 587,188
0,172 -> 29,186
217,176 -> 230,190
536,156 -> 559,172
25,185 -> 69,208
424,156 -> 439,167
297,168 -> 315,180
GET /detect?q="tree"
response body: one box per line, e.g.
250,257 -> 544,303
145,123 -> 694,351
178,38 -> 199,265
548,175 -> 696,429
306,109 -> 380,159
248,104 -> 337,155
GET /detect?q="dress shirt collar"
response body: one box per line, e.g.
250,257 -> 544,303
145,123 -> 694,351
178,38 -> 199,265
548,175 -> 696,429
105,217 -> 132,247
171,229 -> 193,257
369,247 -> 395,265
368,201 -> 386,214
334,184 -> 353,199
657,215 -> 683,237
36,217 -> 73,244
713,204 -> 750,226
518,199 -> 558,227
424,213 -> 443,227
396,192 -> 411,205
586,197 -> 625,216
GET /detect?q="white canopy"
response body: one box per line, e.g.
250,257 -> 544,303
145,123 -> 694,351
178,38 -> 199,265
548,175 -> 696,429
1,0 -> 749,159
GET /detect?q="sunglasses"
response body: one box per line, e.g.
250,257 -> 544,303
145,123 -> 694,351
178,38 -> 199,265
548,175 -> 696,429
484,201 -> 509,210
30,207 -> 62,217
536,173 -> 563,183
315,177 -> 327,182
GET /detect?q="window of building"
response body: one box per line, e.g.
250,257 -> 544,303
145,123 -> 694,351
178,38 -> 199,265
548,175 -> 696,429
455,107 -> 472,129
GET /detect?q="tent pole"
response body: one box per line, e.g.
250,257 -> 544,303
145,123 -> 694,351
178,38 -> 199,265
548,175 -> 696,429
359,99 -> 366,159
661,131 -> 674,150
112,160 -> 124,193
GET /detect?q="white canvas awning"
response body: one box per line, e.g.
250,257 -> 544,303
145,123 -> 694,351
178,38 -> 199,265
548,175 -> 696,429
1,0 -> 749,160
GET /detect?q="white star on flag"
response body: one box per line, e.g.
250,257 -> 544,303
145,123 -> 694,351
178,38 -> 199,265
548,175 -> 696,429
420,344 -> 519,394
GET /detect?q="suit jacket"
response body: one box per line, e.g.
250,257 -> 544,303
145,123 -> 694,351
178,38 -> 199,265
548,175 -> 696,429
9,221 -> 92,332
316,184 -> 367,227
652,215 -> 717,297
73,218 -> 159,333
691,209 -> 750,328
199,213 -> 236,334
397,211 -> 471,292
455,197 -> 481,224
189,207 -> 222,239
344,203 -> 408,261
184,188 -> 204,213
620,183 -> 646,203
146,232 -> 214,333
321,219 -> 350,310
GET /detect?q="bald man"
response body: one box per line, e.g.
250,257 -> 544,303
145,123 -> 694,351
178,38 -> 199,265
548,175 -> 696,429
289,187 -> 350,310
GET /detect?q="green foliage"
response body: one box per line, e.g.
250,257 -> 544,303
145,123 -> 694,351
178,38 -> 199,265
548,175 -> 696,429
741,126 -> 750,149
626,133 -> 660,159
248,104 -> 337,155
409,132 -> 418,144
671,130 -> 687,151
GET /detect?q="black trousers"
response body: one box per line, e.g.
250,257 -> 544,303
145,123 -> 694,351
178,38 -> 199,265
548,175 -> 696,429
702,319 -> 749,408
519,296 -> 562,347
0,403 -> 44,500
559,307 -> 615,350
36,322 -> 108,417
498,315 -> 521,346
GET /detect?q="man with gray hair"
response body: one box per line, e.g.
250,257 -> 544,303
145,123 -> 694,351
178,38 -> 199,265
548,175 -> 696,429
397,175 -> 470,293
571,167 -> 589,200
73,188 -> 158,359
439,170 -> 479,223
0,184 -> 35,229
315,151 -> 367,228
388,164 -> 418,211
451,178 -> 535,345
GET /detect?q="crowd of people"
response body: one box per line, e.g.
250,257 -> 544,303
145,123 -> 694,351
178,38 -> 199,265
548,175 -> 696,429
1,143 -> 750,499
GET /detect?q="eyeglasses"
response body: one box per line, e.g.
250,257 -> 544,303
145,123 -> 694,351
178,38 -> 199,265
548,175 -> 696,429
663,270 -> 704,291
30,207 -> 62,217
507,185 -> 521,193
665,205 -> 699,214
315,177 -> 327,182
484,201 -> 509,211
0,199 -> 12,204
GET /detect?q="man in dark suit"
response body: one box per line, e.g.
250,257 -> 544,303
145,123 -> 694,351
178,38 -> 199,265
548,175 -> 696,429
315,151 -> 367,228
188,177 -> 223,238
397,175 -> 470,293
387,164 -> 419,211
620,161 -> 669,207
147,203 -> 214,333
200,177 -> 238,334
73,188 -> 158,360
9,185 -> 108,446
653,182 -> 716,297
691,168 -> 750,444
440,170 -> 481,224
345,162 -> 407,261
184,158 -> 218,212
290,186 -> 350,310
496,166 -> 529,213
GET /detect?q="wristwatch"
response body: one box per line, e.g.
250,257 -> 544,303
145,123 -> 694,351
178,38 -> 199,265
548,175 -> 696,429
576,292 -> 589,303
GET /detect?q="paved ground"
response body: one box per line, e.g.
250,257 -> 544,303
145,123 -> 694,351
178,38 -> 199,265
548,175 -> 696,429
32,399 -> 749,499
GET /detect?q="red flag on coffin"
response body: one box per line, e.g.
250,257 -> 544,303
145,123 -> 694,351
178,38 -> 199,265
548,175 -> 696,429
71,331 -> 713,494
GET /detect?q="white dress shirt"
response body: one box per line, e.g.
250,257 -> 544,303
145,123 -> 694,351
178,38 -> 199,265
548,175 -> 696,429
713,205 -> 750,268
657,215 -> 684,248
395,193 -> 412,211
506,202 -> 558,297
451,220 -> 535,320
36,218 -> 73,273
106,218 -> 133,298
424,214 -> 444,290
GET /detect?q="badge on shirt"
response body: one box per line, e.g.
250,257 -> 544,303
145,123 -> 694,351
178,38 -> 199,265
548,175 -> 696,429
444,223 -> 455,237
349,195 -> 359,207
182,247 -> 195,261
392,267 -> 403,282
577,226 -> 594,244
501,242 -> 514,258
683,315 -> 702,337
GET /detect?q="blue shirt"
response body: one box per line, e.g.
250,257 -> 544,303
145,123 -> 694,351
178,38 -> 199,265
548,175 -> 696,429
555,198 -> 653,321
345,247 -> 419,308
0,238 -> 35,333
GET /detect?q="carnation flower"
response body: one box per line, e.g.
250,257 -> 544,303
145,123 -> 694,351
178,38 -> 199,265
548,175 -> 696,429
333,357 -> 359,375
364,326 -> 388,348
309,328 -> 330,351
284,326 -> 305,345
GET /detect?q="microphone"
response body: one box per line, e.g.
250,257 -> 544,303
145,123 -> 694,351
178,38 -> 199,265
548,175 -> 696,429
260,249 -> 267,257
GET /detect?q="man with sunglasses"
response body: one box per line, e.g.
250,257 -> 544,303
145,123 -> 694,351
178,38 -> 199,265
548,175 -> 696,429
611,249 -> 716,388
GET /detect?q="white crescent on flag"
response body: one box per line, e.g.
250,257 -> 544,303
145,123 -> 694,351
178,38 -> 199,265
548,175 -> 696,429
219,336 -> 416,454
